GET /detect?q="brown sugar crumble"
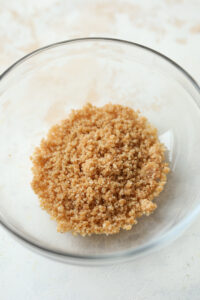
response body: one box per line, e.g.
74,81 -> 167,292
31,103 -> 169,236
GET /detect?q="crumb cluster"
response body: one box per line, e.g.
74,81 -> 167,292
31,103 -> 169,236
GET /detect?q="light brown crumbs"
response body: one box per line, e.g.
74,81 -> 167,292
31,103 -> 169,236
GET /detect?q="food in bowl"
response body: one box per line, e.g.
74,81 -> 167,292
31,103 -> 169,236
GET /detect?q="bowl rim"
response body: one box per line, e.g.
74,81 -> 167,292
1,37 -> 200,264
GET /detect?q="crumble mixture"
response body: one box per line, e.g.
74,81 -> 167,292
31,103 -> 169,236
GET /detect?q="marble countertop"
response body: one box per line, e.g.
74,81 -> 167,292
1,0 -> 200,299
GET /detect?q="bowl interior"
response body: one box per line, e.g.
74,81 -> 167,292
0,39 -> 200,260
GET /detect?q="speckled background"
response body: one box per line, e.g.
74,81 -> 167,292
0,1 -> 200,299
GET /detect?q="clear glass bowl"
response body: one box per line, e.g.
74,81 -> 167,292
1,38 -> 200,266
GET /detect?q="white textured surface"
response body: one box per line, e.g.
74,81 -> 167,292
0,0 -> 200,299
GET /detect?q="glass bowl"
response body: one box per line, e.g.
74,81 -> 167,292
1,37 -> 200,266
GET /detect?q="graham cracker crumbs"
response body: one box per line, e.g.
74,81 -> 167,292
31,103 -> 169,236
